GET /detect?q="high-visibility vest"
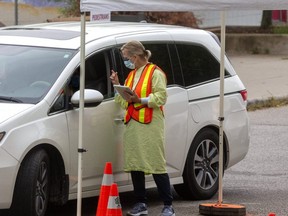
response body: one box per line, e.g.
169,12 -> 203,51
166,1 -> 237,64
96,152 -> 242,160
124,63 -> 164,124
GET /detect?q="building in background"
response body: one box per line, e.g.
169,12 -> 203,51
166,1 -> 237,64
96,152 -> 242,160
272,10 -> 287,25
193,10 -> 263,28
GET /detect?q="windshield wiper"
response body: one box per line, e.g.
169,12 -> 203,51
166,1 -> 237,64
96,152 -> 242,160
0,96 -> 23,103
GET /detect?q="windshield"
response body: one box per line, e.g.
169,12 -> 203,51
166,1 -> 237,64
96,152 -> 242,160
0,45 -> 76,104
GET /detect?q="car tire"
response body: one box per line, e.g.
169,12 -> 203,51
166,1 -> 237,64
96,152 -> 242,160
174,128 -> 220,200
10,149 -> 50,216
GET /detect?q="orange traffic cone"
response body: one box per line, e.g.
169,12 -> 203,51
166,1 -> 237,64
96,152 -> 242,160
96,162 -> 114,216
106,183 -> 122,216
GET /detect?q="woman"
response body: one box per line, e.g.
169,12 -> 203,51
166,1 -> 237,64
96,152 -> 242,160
110,40 -> 175,216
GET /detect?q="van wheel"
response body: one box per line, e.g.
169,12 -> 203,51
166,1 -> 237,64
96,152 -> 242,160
11,149 -> 50,216
174,129 -> 220,200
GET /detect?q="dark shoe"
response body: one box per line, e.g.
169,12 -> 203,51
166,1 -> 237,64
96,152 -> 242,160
160,205 -> 175,216
127,202 -> 148,216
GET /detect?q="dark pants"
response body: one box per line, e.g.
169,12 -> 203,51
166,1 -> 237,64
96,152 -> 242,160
131,171 -> 173,206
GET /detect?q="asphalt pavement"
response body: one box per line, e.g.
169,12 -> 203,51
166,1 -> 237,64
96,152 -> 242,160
229,54 -> 288,102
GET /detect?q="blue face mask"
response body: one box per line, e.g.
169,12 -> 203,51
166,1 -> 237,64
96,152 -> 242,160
124,59 -> 135,69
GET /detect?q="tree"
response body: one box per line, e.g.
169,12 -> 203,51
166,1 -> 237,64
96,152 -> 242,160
61,0 -> 199,28
145,12 -> 199,28
61,0 -> 80,17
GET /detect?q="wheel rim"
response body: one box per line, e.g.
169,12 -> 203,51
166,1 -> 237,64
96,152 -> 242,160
194,139 -> 219,190
35,161 -> 49,216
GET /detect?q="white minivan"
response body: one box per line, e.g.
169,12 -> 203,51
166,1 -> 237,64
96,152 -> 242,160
0,22 -> 249,216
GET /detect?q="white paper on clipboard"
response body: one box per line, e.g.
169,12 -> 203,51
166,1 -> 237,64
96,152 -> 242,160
114,85 -> 133,100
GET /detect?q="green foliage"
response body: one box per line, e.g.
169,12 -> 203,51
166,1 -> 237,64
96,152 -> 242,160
273,26 -> 288,34
58,0 -> 199,27
247,96 -> 288,111
60,0 -> 80,17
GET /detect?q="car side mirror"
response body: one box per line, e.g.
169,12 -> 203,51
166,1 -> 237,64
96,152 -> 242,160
71,89 -> 104,108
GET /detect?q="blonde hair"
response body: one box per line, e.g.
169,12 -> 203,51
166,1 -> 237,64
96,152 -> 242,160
121,40 -> 151,60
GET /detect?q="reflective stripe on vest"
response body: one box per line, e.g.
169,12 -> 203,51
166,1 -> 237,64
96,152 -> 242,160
124,63 -> 156,124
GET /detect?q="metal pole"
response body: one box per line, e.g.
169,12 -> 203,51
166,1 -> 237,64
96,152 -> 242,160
15,0 -> 18,25
218,10 -> 226,205
77,11 -> 86,216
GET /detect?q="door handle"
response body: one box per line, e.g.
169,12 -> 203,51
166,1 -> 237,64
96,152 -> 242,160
114,118 -> 124,125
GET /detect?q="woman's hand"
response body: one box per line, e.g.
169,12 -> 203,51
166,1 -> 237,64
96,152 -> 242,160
124,91 -> 141,104
110,70 -> 120,85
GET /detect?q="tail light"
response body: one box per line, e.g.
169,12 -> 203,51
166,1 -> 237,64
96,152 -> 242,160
240,90 -> 248,102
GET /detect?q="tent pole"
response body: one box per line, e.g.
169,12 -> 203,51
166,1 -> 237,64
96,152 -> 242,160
218,10 -> 226,205
200,10 -> 245,216
77,11 -> 86,216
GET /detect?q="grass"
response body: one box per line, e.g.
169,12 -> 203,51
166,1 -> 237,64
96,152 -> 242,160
247,96 -> 288,111
273,26 -> 288,34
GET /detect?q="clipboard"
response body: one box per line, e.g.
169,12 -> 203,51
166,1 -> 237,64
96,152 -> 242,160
114,85 -> 134,100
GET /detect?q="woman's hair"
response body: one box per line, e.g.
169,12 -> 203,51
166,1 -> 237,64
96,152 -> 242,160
121,40 -> 151,60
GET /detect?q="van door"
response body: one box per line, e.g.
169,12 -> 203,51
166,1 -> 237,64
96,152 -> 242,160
65,49 -> 129,196
115,34 -> 189,184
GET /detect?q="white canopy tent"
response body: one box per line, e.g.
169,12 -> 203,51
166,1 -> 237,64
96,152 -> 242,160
81,0 -> 288,11
77,1 -> 288,215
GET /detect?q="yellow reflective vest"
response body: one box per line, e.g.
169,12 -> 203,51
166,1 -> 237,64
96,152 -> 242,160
124,63 -> 163,124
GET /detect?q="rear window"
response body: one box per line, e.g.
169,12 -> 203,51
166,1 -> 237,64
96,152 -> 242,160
141,42 -> 229,87
176,43 -> 225,86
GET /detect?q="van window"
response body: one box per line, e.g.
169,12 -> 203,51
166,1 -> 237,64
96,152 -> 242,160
176,44 -> 222,86
113,48 -> 129,86
139,43 -> 187,87
50,50 -> 112,114
49,86 -> 70,113
167,44 -> 185,86
63,51 -> 111,100
85,52 -> 108,98
142,43 -> 174,85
